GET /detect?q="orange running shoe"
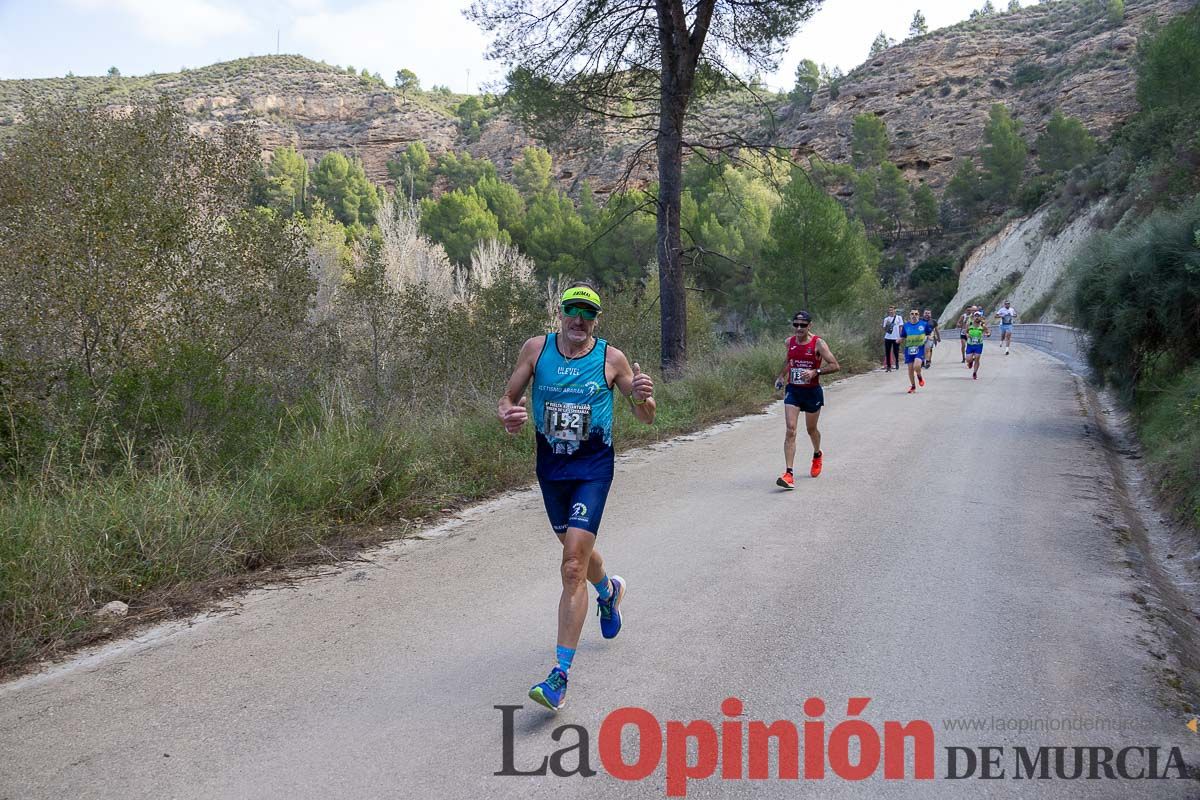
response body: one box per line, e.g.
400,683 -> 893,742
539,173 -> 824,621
907,385 -> 917,394
918,375 -> 925,387
776,471 -> 795,489
810,453 -> 823,478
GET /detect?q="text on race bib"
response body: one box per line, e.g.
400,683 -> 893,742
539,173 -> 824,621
790,367 -> 809,384
544,401 -> 592,442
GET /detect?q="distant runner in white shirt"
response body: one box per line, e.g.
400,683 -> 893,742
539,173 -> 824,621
995,301 -> 1017,355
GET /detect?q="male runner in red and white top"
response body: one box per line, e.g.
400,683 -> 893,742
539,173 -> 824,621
774,310 -> 841,488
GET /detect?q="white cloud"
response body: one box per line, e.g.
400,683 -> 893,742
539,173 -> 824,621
68,0 -> 252,45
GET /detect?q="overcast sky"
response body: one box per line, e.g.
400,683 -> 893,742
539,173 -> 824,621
0,0 -> 997,92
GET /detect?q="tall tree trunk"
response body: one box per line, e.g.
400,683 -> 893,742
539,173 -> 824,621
655,0 -> 697,378
657,98 -> 687,377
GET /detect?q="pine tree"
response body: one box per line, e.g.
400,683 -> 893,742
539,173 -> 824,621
869,31 -> 895,57
851,114 -> 889,169
979,103 -> 1028,205
946,160 -> 983,223
909,10 -> 928,38
790,59 -> 821,109
1036,111 -> 1097,174
912,183 -> 939,229
876,161 -> 912,235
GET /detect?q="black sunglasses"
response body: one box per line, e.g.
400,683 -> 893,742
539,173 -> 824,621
792,321 -> 809,328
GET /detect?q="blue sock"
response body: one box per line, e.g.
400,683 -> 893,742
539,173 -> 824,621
593,574 -> 613,602
555,645 -> 575,674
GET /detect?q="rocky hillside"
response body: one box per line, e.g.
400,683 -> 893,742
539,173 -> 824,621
938,198 -> 1109,326
781,0 -> 1195,190
0,0 -> 1192,195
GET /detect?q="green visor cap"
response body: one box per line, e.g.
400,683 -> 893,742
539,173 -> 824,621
560,286 -> 602,310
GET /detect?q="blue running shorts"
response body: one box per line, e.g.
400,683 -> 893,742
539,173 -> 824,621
784,384 -> 825,413
539,478 -> 613,536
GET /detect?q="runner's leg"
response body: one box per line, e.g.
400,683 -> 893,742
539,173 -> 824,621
805,409 -> 821,455
556,528 -> 598,651
784,403 -> 800,470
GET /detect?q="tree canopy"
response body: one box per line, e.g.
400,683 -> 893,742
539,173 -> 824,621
761,169 -> 875,314
1036,111 -> 1096,174
394,69 -> 420,98
909,10 -> 928,37
869,31 -> 895,57
468,0 -> 824,373
979,103 -> 1027,205
851,113 -> 889,170
311,152 -> 380,233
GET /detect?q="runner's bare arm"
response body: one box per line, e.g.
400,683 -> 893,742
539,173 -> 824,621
815,339 -> 840,377
608,345 -> 656,425
777,339 -> 791,387
498,336 -> 544,433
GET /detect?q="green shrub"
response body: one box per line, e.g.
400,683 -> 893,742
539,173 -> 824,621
1135,364 -> 1200,531
1011,63 -> 1045,87
1071,197 -> 1200,396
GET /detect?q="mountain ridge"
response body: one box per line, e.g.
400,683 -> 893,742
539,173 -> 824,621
0,0 -> 1192,196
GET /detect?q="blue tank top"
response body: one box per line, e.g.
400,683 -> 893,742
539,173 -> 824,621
532,334 -> 615,481
902,321 -> 928,353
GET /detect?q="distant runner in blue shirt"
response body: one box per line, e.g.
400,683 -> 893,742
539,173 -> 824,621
900,309 -> 928,394
498,282 -> 656,712
922,309 -> 941,368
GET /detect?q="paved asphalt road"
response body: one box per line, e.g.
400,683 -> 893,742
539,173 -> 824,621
3,344 -> 1198,799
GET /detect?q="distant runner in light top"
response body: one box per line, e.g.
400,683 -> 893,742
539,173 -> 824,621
774,310 -> 840,488
995,300 -> 1017,355
498,282 -> 656,713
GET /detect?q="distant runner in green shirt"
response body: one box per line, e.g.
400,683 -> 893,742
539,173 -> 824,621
964,312 -> 989,381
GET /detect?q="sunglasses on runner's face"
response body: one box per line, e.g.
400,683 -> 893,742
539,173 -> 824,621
562,304 -> 599,320
792,321 -> 809,328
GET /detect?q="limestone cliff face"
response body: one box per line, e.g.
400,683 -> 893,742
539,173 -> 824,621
0,0 -> 1191,193
778,0 -> 1193,190
0,56 -> 461,186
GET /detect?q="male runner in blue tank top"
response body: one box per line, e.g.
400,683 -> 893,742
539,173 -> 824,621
901,308 -> 928,394
498,282 -> 656,711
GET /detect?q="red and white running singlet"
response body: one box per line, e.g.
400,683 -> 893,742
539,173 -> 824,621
786,335 -> 823,387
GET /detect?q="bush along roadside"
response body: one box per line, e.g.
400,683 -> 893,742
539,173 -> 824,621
1070,196 -> 1200,534
1133,363 -> 1200,533
0,327 -> 877,673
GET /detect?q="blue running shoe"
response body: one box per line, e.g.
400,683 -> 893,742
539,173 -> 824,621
597,575 -> 626,639
529,667 -> 568,711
